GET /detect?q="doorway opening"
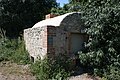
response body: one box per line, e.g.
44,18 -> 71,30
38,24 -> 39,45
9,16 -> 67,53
70,33 -> 84,66
70,33 -> 84,54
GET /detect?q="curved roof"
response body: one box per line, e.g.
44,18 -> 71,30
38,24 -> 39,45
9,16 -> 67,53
32,12 -> 80,28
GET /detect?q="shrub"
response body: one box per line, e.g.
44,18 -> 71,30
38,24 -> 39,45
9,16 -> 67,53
0,38 -> 30,64
78,0 -> 120,79
0,38 -> 15,61
11,38 -> 30,64
103,66 -> 120,80
30,54 -> 72,80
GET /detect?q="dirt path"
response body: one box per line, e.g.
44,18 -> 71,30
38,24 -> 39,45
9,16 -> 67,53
0,61 -> 100,80
69,73 -> 100,80
0,61 -> 36,80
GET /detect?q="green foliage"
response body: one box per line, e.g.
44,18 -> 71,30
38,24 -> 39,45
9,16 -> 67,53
0,0 -> 57,38
11,38 -> 30,64
77,0 -> 120,79
103,66 -> 120,80
51,0 -> 89,15
30,54 -> 72,80
51,7 -> 67,15
69,0 -> 88,4
0,38 -> 30,64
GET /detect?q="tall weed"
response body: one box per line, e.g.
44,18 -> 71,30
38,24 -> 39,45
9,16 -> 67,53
0,38 -> 30,64
30,54 -> 72,80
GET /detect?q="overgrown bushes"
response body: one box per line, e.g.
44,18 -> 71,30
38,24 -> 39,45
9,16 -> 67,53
103,66 -> 120,80
0,38 -> 30,64
78,0 -> 120,79
30,54 -> 72,80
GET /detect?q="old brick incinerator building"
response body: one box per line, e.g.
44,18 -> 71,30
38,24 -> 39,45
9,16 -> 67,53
24,12 -> 87,61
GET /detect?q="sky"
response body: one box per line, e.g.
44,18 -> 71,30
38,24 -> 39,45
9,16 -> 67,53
56,0 -> 69,7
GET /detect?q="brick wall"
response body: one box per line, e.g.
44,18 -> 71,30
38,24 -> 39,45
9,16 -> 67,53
45,14 -> 58,19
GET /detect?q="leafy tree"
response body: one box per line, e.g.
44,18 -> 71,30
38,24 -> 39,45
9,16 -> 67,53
0,0 -> 57,38
69,0 -> 88,4
51,0 -> 88,15
78,0 -> 120,78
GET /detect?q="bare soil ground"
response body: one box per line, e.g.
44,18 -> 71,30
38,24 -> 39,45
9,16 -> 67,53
0,61 -> 100,80
0,61 -> 36,80
69,73 -> 100,80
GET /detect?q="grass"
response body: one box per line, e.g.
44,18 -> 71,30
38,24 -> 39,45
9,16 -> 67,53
0,38 -> 30,64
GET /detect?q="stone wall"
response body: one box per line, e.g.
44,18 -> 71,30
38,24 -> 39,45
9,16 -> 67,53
24,26 -> 47,60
